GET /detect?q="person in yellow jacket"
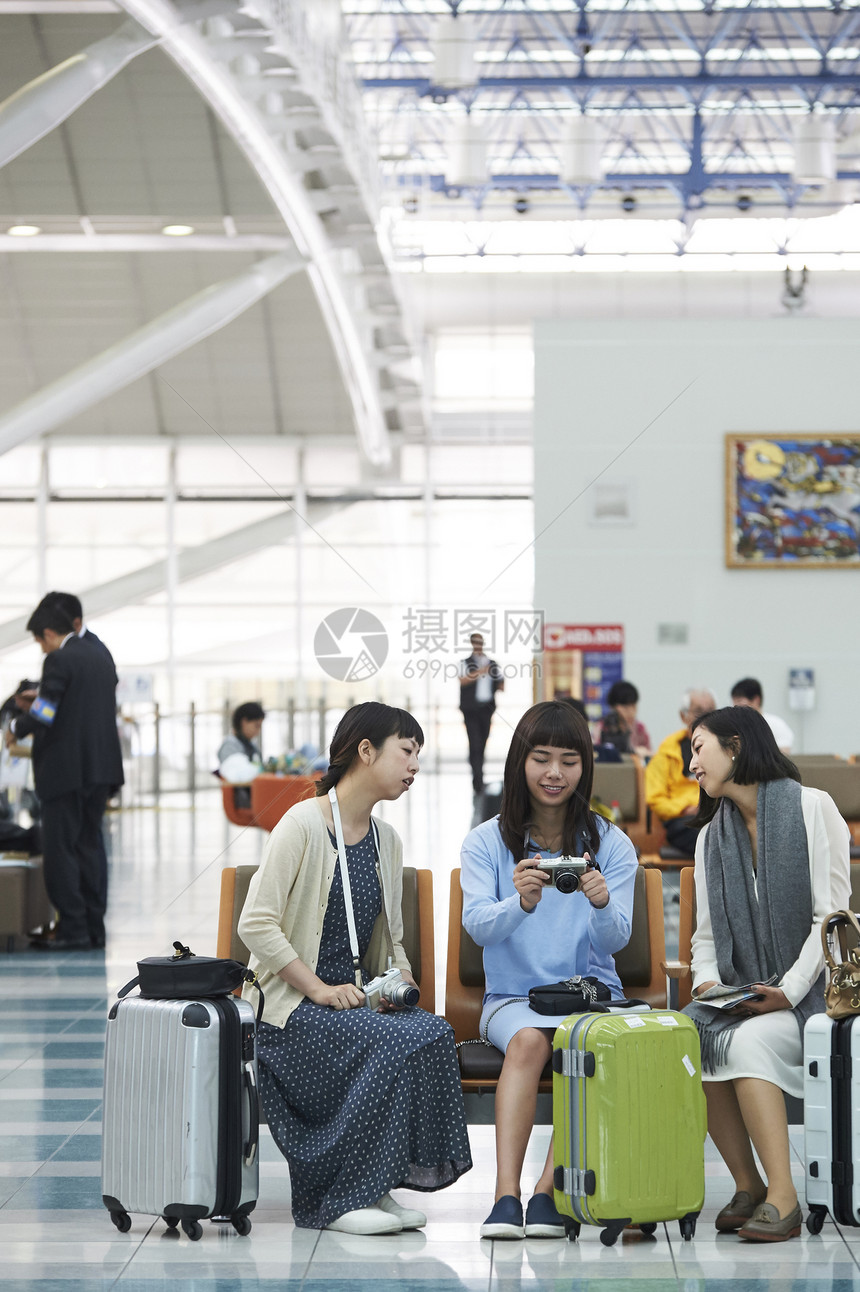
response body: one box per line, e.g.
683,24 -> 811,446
645,687 -> 716,856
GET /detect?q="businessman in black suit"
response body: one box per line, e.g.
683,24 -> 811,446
7,602 -> 124,950
458,632 -> 504,795
32,591 -> 115,911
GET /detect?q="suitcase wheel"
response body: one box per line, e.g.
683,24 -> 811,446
110,1211 -> 131,1234
232,1213 -> 252,1237
181,1220 -> 203,1241
568,1221 -> 580,1242
806,1208 -> 826,1235
599,1219 -> 629,1247
162,1216 -> 180,1231
639,1223 -> 658,1236
679,1215 -> 697,1241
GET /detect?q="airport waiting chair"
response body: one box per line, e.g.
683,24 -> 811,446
220,783 -> 255,829
794,762 -> 860,850
793,754 -> 845,770
592,756 -> 671,856
216,863 -> 436,1014
445,864 -> 667,1094
664,867 -> 696,1011
249,774 -> 320,832
592,759 -> 639,833
0,855 -> 54,953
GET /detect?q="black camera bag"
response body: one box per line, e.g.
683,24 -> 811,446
117,941 -> 264,1021
528,975 -> 612,1015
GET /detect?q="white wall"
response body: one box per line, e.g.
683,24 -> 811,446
534,318 -> 860,755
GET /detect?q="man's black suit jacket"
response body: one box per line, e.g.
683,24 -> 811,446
82,626 -> 114,665
16,635 -> 124,801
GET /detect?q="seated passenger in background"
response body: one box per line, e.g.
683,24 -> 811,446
684,706 -> 849,1242
645,687 -> 716,857
596,680 -> 651,758
730,677 -> 794,754
461,700 -> 637,1240
217,702 -> 265,797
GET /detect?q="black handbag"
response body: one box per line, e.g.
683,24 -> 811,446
117,941 -> 264,1022
528,975 -> 612,1016
527,976 -> 648,1016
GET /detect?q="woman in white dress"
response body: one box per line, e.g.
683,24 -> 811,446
685,706 -> 850,1242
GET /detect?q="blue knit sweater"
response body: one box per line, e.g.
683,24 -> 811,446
460,816 -> 638,1000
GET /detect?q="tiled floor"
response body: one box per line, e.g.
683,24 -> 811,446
1,773 -> 858,1290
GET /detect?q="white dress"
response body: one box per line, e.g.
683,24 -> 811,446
690,786 -> 850,1098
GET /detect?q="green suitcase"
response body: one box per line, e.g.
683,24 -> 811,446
552,1010 -> 706,1246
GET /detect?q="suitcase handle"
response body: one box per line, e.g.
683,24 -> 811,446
243,1061 -> 260,1166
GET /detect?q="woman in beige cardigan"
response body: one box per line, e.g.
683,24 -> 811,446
239,701 -> 471,1235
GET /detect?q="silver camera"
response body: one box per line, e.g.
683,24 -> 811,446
363,965 -> 420,1011
536,856 -> 594,895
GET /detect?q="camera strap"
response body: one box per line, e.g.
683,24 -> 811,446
328,787 -> 379,989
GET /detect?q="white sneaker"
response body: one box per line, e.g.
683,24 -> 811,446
376,1193 -> 427,1230
325,1206 -> 402,1235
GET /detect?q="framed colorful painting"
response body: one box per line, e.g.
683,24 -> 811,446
726,434 -> 860,568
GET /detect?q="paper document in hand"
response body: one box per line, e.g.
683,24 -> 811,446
696,974 -> 778,1010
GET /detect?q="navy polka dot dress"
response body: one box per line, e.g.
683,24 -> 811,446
256,828 -> 472,1229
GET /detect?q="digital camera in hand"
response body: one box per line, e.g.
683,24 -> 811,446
362,966 -> 419,1010
535,857 -> 597,894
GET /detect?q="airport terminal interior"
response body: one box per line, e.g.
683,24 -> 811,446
2,0 -> 860,1289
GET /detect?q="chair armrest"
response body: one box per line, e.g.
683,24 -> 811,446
216,868 -> 237,960
661,960 -> 690,978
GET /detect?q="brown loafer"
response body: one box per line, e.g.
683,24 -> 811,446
714,1190 -> 763,1233
738,1201 -> 802,1242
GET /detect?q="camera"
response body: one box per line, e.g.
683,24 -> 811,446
362,965 -> 419,1011
535,856 -> 596,894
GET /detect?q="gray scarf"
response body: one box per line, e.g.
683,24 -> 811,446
683,778 -> 824,1074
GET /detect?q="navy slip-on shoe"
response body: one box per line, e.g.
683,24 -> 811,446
480,1195 -> 525,1240
524,1192 -> 569,1238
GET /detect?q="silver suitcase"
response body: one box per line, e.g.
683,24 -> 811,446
804,1012 -> 860,1232
101,994 -> 259,1241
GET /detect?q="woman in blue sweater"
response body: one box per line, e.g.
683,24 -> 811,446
460,701 -> 638,1239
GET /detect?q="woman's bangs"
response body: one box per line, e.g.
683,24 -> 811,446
525,707 -> 586,756
395,709 -> 425,748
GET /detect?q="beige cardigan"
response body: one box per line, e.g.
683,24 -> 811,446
238,796 -> 412,1028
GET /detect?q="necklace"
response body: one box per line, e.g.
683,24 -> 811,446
528,827 -> 563,853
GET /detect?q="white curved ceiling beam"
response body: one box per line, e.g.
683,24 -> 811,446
0,500 -> 343,651
0,252 -> 302,456
0,17 -> 157,170
117,0 -> 397,467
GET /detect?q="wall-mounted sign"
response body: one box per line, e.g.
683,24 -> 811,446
788,668 -> 815,712
540,624 -> 624,722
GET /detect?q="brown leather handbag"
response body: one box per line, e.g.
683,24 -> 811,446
822,910 -> 860,1019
